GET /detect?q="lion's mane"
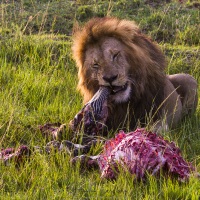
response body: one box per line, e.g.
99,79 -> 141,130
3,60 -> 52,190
72,17 -> 168,130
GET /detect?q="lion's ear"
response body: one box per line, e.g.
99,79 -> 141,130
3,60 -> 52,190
72,20 -> 81,35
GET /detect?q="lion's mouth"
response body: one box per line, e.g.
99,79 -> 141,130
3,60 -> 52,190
111,83 -> 128,94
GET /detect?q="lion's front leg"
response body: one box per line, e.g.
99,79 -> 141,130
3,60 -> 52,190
160,78 -> 183,130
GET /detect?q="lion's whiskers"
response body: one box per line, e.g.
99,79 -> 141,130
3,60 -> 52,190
127,78 -> 136,87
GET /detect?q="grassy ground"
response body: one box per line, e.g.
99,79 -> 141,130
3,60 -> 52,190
0,0 -> 200,199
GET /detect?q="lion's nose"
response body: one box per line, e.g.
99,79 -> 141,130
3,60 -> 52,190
103,75 -> 118,84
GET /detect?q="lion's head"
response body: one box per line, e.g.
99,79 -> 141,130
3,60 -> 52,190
72,17 -> 167,130
72,18 -> 166,103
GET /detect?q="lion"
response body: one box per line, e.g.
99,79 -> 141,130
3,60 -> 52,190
72,17 -> 198,132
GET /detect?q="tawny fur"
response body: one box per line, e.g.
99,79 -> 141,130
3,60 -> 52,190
72,17 -> 198,132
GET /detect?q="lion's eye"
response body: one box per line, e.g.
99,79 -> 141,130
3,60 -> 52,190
113,52 -> 120,61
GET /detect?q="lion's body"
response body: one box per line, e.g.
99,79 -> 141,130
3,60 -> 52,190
72,17 -> 198,132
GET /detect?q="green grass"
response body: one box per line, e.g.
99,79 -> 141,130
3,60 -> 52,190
0,0 -> 200,199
